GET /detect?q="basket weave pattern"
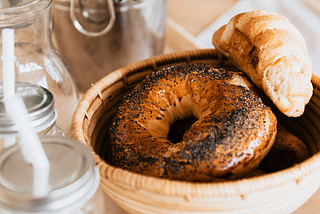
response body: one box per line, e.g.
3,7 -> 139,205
71,49 -> 320,214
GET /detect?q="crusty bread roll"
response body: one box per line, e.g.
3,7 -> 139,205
212,10 -> 313,117
243,168 -> 267,178
259,124 -> 311,172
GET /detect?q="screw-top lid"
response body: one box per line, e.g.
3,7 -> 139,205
0,82 -> 56,136
0,136 -> 100,213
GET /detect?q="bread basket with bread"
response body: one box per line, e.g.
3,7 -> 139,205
70,10 -> 320,214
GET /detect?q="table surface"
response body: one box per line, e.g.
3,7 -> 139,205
103,0 -> 320,213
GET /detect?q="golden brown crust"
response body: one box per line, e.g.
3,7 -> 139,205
259,124 -> 311,172
212,10 -> 313,117
107,63 -> 277,182
243,168 -> 267,178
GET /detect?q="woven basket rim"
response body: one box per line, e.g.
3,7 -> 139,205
71,48 -> 320,198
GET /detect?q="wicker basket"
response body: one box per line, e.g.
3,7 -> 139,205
70,49 -> 320,214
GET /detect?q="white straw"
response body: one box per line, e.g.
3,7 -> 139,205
5,96 -> 50,197
1,28 -> 16,148
1,28 -> 16,100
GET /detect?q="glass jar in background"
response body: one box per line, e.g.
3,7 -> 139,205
0,82 -> 64,151
0,136 -> 105,213
0,0 -> 79,135
52,0 -> 169,92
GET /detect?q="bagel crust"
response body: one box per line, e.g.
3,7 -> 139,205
106,63 -> 277,181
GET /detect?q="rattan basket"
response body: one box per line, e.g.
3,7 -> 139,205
70,49 -> 320,214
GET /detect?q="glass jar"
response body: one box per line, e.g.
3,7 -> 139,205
0,82 -> 64,151
0,136 -> 105,213
0,0 -> 79,135
52,0 -> 169,92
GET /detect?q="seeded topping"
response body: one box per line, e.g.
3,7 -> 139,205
106,63 -> 277,182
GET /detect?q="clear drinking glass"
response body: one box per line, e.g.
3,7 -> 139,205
0,0 -> 79,134
0,136 -> 105,213
0,82 -> 64,151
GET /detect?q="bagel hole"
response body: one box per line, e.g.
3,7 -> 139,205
167,117 -> 197,144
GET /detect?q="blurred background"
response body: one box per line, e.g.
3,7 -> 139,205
52,0 -> 320,93
166,0 -> 320,76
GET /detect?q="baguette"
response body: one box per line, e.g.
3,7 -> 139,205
212,10 -> 313,117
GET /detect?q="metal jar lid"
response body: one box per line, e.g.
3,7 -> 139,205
0,82 -> 57,136
0,136 -> 100,213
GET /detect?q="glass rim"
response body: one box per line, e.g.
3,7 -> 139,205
0,0 -> 52,23
0,136 -> 100,212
